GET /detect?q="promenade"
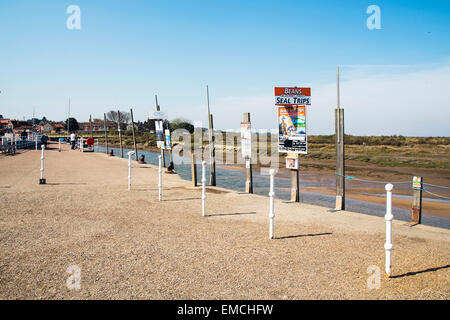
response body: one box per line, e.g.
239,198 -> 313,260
0,143 -> 448,299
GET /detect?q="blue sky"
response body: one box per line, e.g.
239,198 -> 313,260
0,0 -> 449,135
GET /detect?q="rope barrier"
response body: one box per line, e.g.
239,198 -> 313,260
422,182 -> 450,190
335,173 -> 450,200
335,173 -> 410,185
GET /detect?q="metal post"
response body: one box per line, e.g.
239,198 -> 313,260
155,95 -> 166,167
130,108 -> 138,161
202,161 -> 207,217
104,113 -> 109,155
118,111 -> 123,158
80,137 -> 84,152
269,169 -> 275,239
35,135 -> 38,150
158,155 -> 162,201
411,176 -> 423,225
384,183 -> 394,278
58,138 -> 61,152
243,113 -> 253,193
127,151 -> 135,190
39,145 -> 46,184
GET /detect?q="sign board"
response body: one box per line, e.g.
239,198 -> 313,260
278,106 -> 307,154
240,122 -> 252,159
286,153 -> 299,169
149,111 -> 168,120
274,87 -> 311,106
155,120 -> 165,149
413,176 -> 422,190
164,129 -> 172,150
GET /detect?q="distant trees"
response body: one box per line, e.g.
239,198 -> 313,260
106,110 -> 130,129
64,118 -> 79,132
170,118 -> 194,133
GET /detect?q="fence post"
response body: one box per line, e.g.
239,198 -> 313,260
384,183 -> 394,277
39,145 -> 46,184
269,169 -> 275,239
158,155 -> 162,201
35,136 -> 38,150
127,151 -> 135,190
58,138 -> 61,152
411,176 -> 423,225
202,161 -> 206,217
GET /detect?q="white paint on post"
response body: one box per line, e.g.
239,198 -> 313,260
269,169 -> 275,239
201,160 -> 206,217
158,155 -> 162,201
40,145 -> 45,180
384,183 -> 394,277
127,151 -> 135,190
35,136 -> 38,150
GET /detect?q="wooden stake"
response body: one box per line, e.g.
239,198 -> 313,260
206,86 -> 216,186
118,110 -> 124,158
410,177 -> 423,225
103,113 -> 109,155
130,108 -> 138,161
243,112 -> 253,193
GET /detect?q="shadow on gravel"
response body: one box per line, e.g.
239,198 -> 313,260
208,212 -> 257,217
392,264 -> 450,279
275,232 -> 333,240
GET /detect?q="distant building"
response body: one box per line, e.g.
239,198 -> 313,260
80,121 -> 117,132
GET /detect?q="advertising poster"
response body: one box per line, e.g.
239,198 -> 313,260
278,106 -> 307,154
240,122 -> 252,159
274,87 -> 311,106
155,120 -> 165,149
164,129 -> 172,150
413,176 -> 422,190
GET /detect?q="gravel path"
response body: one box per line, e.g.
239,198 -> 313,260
0,143 -> 449,299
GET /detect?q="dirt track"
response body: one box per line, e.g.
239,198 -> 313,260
0,143 -> 449,299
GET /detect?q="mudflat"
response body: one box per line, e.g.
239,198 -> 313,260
0,143 -> 448,299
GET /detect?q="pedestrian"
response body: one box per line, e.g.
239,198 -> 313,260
70,132 -> 76,150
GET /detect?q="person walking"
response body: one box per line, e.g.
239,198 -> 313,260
70,132 -> 76,150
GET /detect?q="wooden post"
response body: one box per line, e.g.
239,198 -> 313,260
155,95 -> 166,167
291,169 -> 299,202
206,86 -> 216,186
410,176 -> 423,225
103,113 -> 109,155
335,108 -> 345,210
191,143 -> 197,186
130,108 -> 138,161
118,110 -> 124,158
243,113 -> 253,193
89,115 -> 93,136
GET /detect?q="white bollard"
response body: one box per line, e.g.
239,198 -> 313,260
201,161 -> 206,217
39,145 -> 46,184
269,169 -> 275,239
127,151 -> 135,190
80,137 -> 84,152
35,136 -> 38,150
158,155 -> 162,201
384,183 -> 394,277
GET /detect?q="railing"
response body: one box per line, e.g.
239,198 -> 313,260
1,134 -> 42,152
